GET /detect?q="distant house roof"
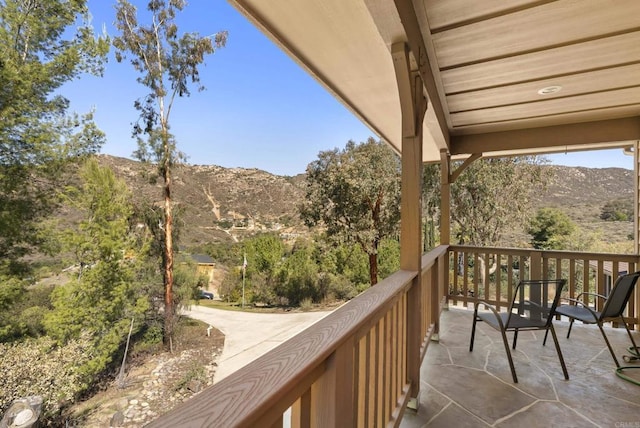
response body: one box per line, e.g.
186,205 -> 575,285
588,260 -> 629,276
191,254 -> 215,265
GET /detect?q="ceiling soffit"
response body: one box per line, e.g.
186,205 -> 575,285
229,0 -> 640,162
415,0 -> 640,158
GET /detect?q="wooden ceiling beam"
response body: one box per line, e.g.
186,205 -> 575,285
393,0 -> 450,147
450,117 -> 640,155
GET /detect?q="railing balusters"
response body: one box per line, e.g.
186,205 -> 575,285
367,327 -> 376,427
463,251 -> 469,306
447,245 -> 640,333
473,252 -> 479,302
495,252 -> 502,310
568,258 -> 576,299
355,336 -> 366,428
291,390 -> 311,428
384,311 -> 392,422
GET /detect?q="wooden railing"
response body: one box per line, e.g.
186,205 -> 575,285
447,245 -> 640,327
148,245 -> 448,428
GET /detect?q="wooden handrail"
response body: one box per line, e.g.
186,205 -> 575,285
142,244 -> 638,427
148,270 -> 418,427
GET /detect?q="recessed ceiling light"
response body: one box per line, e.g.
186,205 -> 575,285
537,85 -> 562,95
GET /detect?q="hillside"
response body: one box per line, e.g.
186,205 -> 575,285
95,155 -> 307,248
90,156 -> 633,250
533,165 -> 633,245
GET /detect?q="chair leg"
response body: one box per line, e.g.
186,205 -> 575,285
512,329 -> 519,349
597,322 -> 621,368
548,325 -> 569,380
544,317 -> 574,345
500,328 -> 518,383
567,319 -> 574,339
620,315 -> 640,360
470,310 -> 478,352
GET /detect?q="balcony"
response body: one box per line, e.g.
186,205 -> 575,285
401,307 -> 640,427
148,245 -> 640,427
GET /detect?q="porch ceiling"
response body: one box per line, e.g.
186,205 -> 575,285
228,0 -> 640,163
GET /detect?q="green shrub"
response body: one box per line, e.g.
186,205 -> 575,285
299,297 -> 313,311
0,335 -> 95,423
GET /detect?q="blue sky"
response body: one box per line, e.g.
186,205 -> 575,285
63,1 -> 634,176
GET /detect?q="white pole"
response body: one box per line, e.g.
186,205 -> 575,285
242,267 -> 245,309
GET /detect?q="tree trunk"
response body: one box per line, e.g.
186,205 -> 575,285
163,165 -> 175,350
369,252 -> 378,285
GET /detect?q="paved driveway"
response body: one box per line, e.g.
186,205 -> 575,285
184,305 -> 332,382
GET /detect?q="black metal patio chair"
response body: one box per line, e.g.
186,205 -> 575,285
470,279 -> 569,383
543,271 -> 640,368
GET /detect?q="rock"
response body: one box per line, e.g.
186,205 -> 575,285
110,410 -> 125,427
116,398 -> 129,410
187,380 -> 202,393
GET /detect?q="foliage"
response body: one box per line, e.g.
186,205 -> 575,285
244,233 -> 284,278
113,0 -> 227,346
450,156 -> 550,246
0,279 -> 53,342
378,238 -> 400,279
314,238 -> 369,288
422,164 -> 441,250
0,276 -> 30,340
174,260 -> 208,302
276,240 -> 319,305
528,207 -> 577,250
218,234 -> 400,307
203,240 -> 241,265
0,0 -> 108,266
44,159 -> 149,380
239,234 -> 285,305
219,268 -> 242,303
299,138 -> 401,285
316,273 -> 359,302
0,335 -> 96,423
600,199 -> 633,222
172,361 -> 206,392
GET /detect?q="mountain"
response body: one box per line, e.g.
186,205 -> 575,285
533,165 -> 633,245
90,156 -> 634,249
95,155 -> 307,248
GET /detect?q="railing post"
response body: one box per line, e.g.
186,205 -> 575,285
530,250 -> 542,280
431,255 -> 440,341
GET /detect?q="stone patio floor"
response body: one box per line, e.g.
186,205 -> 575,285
401,307 -> 640,428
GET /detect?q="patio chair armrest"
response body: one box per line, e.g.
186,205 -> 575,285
575,292 -> 607,303
473,300 -> 506,329
474,299 -> 498,312
559,296 -> 599,319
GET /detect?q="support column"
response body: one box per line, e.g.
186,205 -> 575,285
634,141 -> 640,332
440,151 -> 451,245
635,140 -> 640,255
393,42 -> 426,406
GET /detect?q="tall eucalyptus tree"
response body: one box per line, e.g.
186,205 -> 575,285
113,0 -> 226,347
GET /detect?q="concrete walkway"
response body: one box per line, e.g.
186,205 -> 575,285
184,305 -> 332,382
